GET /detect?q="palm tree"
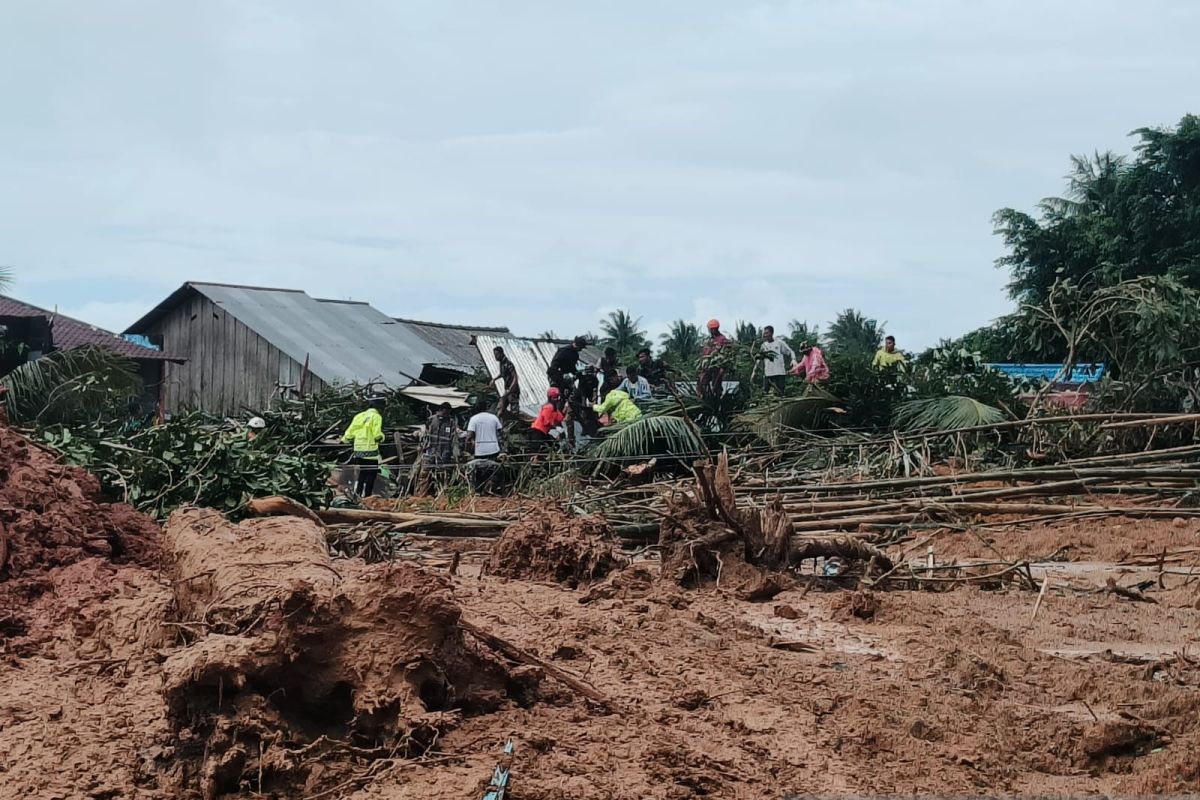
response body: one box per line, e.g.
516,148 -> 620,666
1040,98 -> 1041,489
599,309 -> 649,358
538,329 -> 558,341
1040,151 -> 1126,218
825,309 -> 883,355
733,320 -> 759,345
659,320 -> 702,364
0,266 -> 12,294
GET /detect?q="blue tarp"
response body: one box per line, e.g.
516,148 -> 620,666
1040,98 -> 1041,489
987,363 -> 1106,383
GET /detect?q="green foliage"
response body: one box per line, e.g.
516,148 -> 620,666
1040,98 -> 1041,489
1,346 -> 141,425
256,383 -> 419,450
737,387 -> 840,445
733,320 -> 759,345
598,309 -> 650,362
825,309 -> 883,355
0,265 -> 11,292
36,411 -> 332,519
822,351 -> 912,429
660,320 -> 702,366
908,346 -> 1022,410
589,414 -> 705,466
892,396 -> 1005,431
538,330 -> 557,340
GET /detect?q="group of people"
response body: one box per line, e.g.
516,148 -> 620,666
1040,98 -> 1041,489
340,397 -> 507,498
338,324 -> 909,497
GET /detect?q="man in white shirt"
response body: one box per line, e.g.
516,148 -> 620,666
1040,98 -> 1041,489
466,405 -> 503,458
757,325 -> 796,395
466,404 -> 504,493
616,365 -> 652,405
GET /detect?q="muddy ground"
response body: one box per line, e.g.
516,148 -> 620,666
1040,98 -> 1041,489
3,429 -> 1200,797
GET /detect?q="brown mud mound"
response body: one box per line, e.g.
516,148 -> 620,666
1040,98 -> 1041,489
831,589 -> 881,621
0,425 -> 160,643
483,508 -> 620,587
160,507 -> 534,799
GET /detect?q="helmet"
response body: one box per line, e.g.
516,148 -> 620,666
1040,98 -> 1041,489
547,387 -> 561,399
247,416 -> 267,430
707,319 -> 720,330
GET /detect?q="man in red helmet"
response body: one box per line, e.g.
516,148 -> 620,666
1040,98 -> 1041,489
698,319 -> 731,399
530,386 -> 565,445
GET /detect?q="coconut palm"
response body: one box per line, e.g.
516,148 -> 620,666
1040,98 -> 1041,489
659,320 -> 702,364
785,320 -> 820,353
825,309 -> 883,356
598,309 -> 650,359
733,320 -> 759,345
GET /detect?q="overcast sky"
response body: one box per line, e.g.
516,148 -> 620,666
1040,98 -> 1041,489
2,1 -> 1197,349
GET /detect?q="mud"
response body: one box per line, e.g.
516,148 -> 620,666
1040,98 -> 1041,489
483,507 -> 620,587
159,508 -> 531,798
5,425 -> 1200,798
0,425 -> 160,649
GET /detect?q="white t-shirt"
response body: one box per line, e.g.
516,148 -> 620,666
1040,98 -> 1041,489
466,412 -> 503,456
759,339 -> 796,377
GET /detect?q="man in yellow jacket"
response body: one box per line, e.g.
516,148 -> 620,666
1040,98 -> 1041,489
593,387 -> 643,424
342,397 -> 385,498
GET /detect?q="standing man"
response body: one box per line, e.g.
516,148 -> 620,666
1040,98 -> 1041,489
548,335 -> 588,397
465,401 -> 504,493
636,348 -> 667,388
872,336 -> 907,369
341,397 -> 385,498
698,319 -> 731,399
757,325 -> 796,395
493,346 -> 520,420
418,403 -> 459,494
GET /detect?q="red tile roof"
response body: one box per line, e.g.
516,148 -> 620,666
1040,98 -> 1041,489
0,295 -> 177,361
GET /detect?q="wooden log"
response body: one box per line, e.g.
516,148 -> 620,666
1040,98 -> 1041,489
246,495 -> 325,526
315,507 -> 508,531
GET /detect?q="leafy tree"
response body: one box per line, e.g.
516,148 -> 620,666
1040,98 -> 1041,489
995,115 -> 1200,310
733,320 -> 759,345
824,309 -> 883,356
598,309 -> 650,362
538,330 -> 558,340
659,320 -> 702,365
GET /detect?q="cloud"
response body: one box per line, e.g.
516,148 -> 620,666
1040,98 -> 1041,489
2,0 -> 1198,345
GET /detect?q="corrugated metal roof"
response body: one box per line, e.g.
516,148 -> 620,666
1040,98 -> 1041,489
475,334 -> 604,417
0,295 -> 177,361
392,318 -> 511,371
400,385 -> 472,409
189,283 -> 452,388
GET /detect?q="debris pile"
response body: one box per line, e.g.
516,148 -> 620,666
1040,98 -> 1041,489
0,424 -> 159,644
160,507 -> 535,798
484,507 -> 620,587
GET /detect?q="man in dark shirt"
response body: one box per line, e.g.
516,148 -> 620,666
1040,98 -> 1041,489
594,346 -> 620,398
547,335 -> 587,396
493,346 -> 520,419
636,348 -> 667,388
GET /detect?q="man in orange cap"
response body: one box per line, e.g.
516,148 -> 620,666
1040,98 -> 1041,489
698,319 -> 731,399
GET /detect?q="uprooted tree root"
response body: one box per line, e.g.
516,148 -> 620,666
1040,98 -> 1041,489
483,507 -> 622,587
160,507 -> 538,799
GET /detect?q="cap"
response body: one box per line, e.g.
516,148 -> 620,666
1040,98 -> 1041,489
547,387 -> 561,399
247,416 -> 266,430
707,318 -> 721,330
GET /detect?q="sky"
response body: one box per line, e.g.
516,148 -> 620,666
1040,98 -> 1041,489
2,1 -> 1198,351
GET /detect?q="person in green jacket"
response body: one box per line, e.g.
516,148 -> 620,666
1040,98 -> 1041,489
342,397 -> 385,498
593,388 -> 643,424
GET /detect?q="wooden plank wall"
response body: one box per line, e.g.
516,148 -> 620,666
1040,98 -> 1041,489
149,291 -> 326,414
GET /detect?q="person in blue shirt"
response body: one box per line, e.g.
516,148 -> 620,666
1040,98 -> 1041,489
617,365 -> 652,404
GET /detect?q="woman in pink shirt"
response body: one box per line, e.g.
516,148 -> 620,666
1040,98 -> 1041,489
791,343 -> 829,383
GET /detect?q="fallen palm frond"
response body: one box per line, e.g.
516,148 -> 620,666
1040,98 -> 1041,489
892,395 -> 1005,432
1,345 -> 140,425
589,414 -> 705,466
737,387 -> 840,445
